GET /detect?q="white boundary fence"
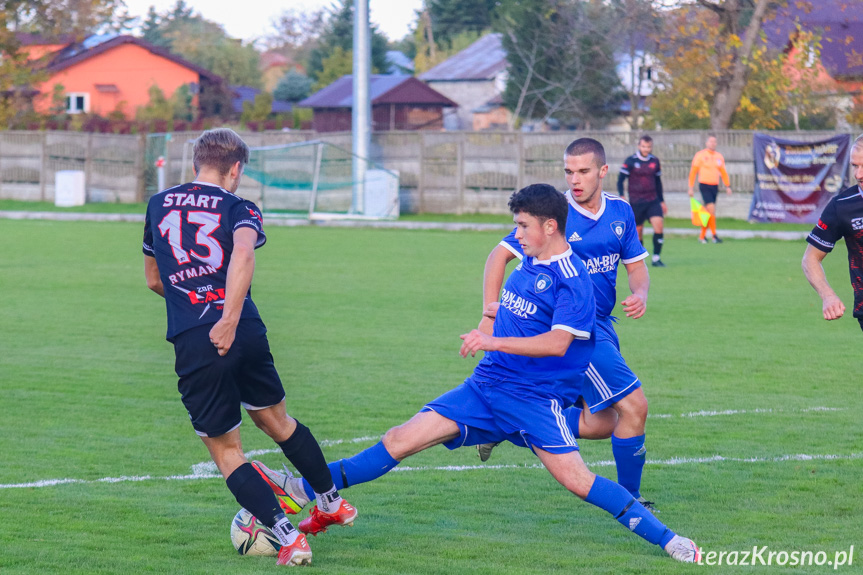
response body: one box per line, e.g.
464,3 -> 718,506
1,129 -> 855,218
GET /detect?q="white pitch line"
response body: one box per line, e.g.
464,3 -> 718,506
0,407 -> 848,490
648,406 -> 845,419
3,452 -> 861,490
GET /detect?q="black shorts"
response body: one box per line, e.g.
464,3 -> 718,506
631,200 -> 664,227
173,318 -> 286,437
858,318 -> 863,333
700,183 -> 719,205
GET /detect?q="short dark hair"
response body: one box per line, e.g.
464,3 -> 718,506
508,183 -> 567,235
564,137 -> 606,167
639,134 -> 653,144
193,128 -> 250,176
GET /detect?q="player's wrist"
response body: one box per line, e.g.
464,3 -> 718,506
219,311 -> 241,325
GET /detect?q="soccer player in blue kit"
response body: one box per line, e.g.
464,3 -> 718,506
258,184 -> 699,562
143,128 -> 356,566
477,138 -> 655,510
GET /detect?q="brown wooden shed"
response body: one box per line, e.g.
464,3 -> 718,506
297,75 -> 457,132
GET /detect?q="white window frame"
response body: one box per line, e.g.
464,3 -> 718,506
65,92 -> 90,114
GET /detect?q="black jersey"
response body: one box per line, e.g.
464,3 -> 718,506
143,181 -> 266,340
618,153 -> 662,204
807,185 -> 863,318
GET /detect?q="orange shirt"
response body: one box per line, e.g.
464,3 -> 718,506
689,149 -> 730,187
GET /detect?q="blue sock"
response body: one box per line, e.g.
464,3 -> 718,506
301,441 -> 400,501
611,434 -> 646,498
565,407 -> 582,438
586,475 -> 674,548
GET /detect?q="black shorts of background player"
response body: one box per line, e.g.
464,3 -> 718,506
618,135 -> 667,267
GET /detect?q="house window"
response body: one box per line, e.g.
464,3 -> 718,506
65,93 -> 89,114
639,66 -> 653,81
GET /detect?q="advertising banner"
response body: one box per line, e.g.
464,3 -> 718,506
748,133 -> 850,223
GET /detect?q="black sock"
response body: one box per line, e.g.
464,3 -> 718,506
226,462 -> 284,528
278,421 -> 336,495
653,233 -> 663,257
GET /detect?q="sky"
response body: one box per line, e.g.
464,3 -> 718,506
122,0 -> 424,43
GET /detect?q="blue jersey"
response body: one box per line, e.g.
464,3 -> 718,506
502,191 -> 647,318
143,181 -> 267,341
474,247 -> 595,403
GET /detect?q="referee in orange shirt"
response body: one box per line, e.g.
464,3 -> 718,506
687,135 -> 732,243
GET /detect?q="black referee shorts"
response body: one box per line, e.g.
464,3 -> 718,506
173,318 -> 286,437
700,183 -> 719,205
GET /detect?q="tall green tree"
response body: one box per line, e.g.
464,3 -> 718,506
13,0 -> 131,40
306,0 -> 388,81
427,0 -> 495,49
240,92 -> 273,127
652,3 -> 836,130
0,1 -> 47,128
138,1 -> 261,88
312,46 -> 353,91
495,0 -> 622,129
274,70 -> 312,103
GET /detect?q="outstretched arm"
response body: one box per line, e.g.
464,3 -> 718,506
460,328 -> 575,358
620,260 -> 649,319
802,244 -> 845,320
479,244 -> 517,334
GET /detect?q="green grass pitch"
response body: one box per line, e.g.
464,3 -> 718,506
0,219 -> 860,574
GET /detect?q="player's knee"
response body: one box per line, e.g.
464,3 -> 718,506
251,417 -> 272,436
252,411 -> 294,443
381,425 -> 412,460
615,392 -> 648,425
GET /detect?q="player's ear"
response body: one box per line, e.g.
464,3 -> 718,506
230,161 -> 242,179
599,164 -> 609,178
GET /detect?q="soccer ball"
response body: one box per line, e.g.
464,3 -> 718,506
230,508 -> 281,556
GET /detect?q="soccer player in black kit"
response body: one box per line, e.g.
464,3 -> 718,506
803,135 -> 863,332
617,135 -> 667,267
143,128 -> 356,566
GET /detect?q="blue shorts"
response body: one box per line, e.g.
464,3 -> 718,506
173,318 -> 286,437
580,317 -> 641,413
422,376 -> 580,454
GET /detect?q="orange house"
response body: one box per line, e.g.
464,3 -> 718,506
24,35 -> 221,119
